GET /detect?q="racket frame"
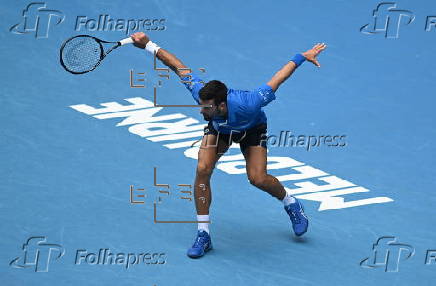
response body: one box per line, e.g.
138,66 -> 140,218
59,35 -> 129,74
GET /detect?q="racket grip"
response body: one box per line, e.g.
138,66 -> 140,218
119,37 -> 134,46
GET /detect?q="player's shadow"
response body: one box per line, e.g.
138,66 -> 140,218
273,228 -> 311,244
289,233 -> 310,243
217,222 -> 313,251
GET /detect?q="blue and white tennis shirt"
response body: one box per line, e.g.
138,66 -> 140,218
181,74 -> 276,134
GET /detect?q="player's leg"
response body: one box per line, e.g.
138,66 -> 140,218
240,124 -> 309,236
242,144 -> 287,200
194,132 -> 230,217
187,125 -> 230,258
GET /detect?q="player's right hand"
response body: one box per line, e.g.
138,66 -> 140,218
130,32 -> 150,49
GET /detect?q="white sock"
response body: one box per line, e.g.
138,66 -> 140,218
197,215 -> 210,234
282,192 -> 296,206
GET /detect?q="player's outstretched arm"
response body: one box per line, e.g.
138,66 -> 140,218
267,43 -> 327,92
130,32 -> 191,78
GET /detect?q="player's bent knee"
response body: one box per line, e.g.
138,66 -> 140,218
248,173 -> 267,188
196,163 -> 215,177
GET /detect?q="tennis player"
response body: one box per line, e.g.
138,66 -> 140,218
131,32 -> 326,258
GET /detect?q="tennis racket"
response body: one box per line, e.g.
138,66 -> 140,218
60,35 -> 134,74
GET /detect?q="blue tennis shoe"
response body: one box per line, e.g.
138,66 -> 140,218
187,230 -> 213,258
284,198 -> 309,236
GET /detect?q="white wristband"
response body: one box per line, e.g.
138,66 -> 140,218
145,41 -> 161,55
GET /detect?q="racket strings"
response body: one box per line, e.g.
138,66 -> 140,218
61,37 -> 103,73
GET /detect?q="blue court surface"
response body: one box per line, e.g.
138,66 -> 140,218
1,0 -> 436,285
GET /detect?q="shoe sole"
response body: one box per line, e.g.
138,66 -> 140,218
295,220 -> 309,237
187,244 -> 213,258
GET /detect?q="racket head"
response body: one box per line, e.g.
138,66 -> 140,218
60,35 -> 107,74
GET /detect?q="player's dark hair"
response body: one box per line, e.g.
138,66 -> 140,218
199,80 -> 228,106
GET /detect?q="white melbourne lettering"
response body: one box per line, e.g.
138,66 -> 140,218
70,97 -> 394,211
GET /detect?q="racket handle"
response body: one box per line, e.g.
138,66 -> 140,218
119,37 -> 134,46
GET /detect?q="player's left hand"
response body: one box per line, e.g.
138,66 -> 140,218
302,43 -> 327,67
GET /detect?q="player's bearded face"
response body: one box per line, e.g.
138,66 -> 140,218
199,100 -> 217,121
